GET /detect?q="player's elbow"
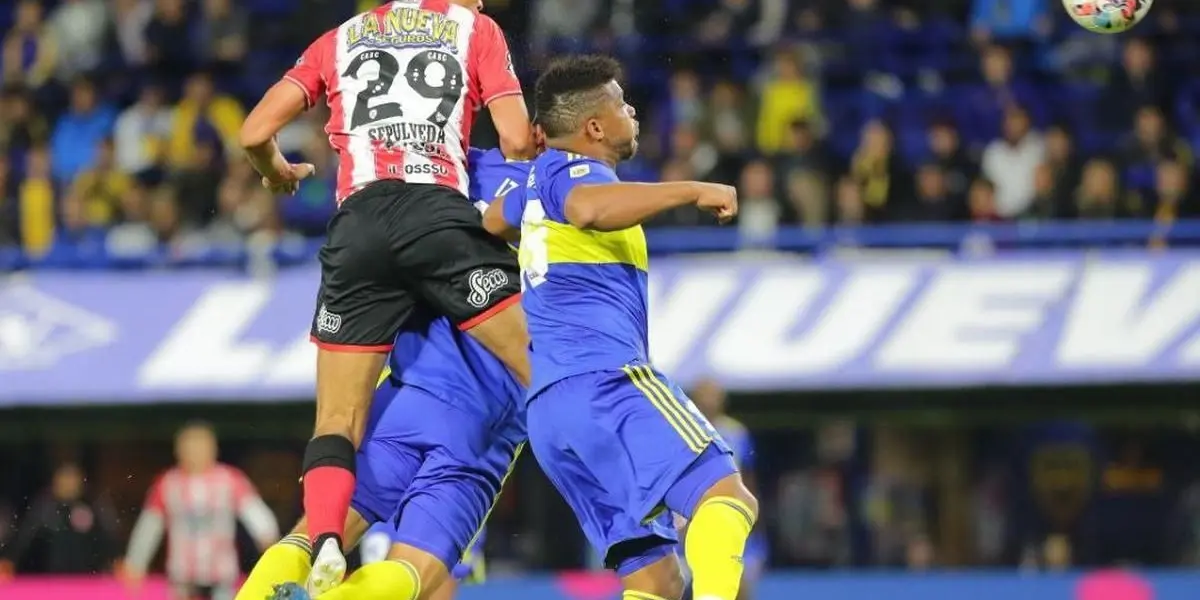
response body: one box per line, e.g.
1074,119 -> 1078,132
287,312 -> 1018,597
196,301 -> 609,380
238,119 -> 272,151
498,132 -> 535,161
563,195 -> 600,230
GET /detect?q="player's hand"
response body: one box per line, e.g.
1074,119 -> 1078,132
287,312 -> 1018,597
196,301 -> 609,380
693,182 -> 738,224
262,163 -> 316,195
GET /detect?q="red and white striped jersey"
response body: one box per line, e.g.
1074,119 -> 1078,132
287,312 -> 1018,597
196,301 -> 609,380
283,0 -> 523,204
140,464 -> 271,585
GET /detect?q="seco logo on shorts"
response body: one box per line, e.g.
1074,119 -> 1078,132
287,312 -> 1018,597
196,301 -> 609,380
467,268 -> 510,308
316,304 -> 342,335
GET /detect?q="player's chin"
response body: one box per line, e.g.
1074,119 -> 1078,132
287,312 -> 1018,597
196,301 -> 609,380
620,138 -> 639,161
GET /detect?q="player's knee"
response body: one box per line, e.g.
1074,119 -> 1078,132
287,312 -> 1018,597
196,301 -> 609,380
702,474 -> 759,522
303,434 -> 357,475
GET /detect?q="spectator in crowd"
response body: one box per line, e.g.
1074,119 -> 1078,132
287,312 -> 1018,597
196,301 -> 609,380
1150,160 -> 1197,225
66,137 -> 131,230
113,84 -> 171,176
2,0 -> 57,90
927,119 -> 976,200
693,0 -> 787,49
1042,124 -> 1083,206
968,177 -> 1001,222
737,159 -> 781,247
110,0 -> 154,68
213,157 -> 278,243
144,0 -> 194,82
0,159 -> 16,247
757,48 -> 821,154
969,0 -> 1049,43
899,163 -> 960,222
197,0 -> 249,71
1102,38 -> 1167,132
773,119 -> 829,194
18,146 -> 55,257
1026,163 -> 1067,220
981,105 -> 1045,218
0,85 -> 49,159
280,132 -> 338,236
1119,105 -> 1192,192
167,71 -> 243,170
836,175 -> 866,226
665,69 -> 704,134
1074,158 -> 1130,220
784,169 -> 828,228
170,129 -> 222,227
47,0 -> 109,82
962,45 -> 1042,146
529,0 -> 604,58
0,463 -> 120,575
848,119 -> 912,222
123,422 -> 278,599
49,77 -> 117,183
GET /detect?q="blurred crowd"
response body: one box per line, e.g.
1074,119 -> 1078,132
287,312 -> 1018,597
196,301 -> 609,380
2,0 -> 1200,263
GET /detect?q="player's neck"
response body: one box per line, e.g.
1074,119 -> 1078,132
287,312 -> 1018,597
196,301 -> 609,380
546,138 -> 617,168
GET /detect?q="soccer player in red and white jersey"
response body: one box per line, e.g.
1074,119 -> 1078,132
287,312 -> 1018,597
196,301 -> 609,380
124,422 -> 279,600
238,1 -> 535,593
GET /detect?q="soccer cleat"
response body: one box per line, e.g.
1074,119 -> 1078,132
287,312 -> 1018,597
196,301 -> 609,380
306,537 -> 347,597
269,582 -> 311,600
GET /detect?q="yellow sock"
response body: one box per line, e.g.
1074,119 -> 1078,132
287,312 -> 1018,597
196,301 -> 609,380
684,497 -> 757,600
320,560 -> 422,600
624,592 -> 672,600
235,534 -> 312,600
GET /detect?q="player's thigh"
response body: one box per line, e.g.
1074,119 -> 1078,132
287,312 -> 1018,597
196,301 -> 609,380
351,385 -> 426,526
383,183 -> 523,328
311,184 -> 416,351
526,389 -> 678,571
544,367 -> 731,523
388,419 -> 522,576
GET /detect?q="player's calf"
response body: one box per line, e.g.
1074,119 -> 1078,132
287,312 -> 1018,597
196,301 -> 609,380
685,473 -> 759,600
304,349 -> 386,585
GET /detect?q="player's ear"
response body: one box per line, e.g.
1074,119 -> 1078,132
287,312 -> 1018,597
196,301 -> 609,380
585,117 -> 604,142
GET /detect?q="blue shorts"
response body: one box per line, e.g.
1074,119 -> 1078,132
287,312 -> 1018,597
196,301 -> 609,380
350,377 -> 525,573
527,364 -> 737,574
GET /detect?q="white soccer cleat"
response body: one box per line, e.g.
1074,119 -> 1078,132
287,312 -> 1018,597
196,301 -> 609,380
305,537 -> 347,597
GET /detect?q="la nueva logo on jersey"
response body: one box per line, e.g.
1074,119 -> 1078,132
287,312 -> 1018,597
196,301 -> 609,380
0,283 -> 117,370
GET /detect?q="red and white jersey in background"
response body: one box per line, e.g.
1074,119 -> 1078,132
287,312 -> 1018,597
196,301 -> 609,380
284,0 -> 523,204
141,464 -> 268,584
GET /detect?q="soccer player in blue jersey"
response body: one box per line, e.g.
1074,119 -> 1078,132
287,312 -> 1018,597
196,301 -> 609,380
483,55 -> 756,600
235,149 -> 533,600
681,380 -> 766,600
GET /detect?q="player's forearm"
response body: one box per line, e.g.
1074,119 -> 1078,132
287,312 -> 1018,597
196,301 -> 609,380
242,137 -> 288,183
489,95 -> 536,160
565,182 -> 700,231
124,511 -> 165,573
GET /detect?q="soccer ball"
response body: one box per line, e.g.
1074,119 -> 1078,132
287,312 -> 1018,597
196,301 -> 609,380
1062,0 -> 1152,33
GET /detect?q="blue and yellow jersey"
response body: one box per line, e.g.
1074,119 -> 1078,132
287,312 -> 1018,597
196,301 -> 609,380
513,148 -> 650,399
468,147 -> 529,220
714,415 -> 755,471
385,148 -> 530,420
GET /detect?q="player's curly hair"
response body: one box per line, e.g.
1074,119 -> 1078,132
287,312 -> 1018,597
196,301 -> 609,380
534,55 -> 624,139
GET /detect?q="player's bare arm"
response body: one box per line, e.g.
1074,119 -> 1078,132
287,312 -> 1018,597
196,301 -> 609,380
481,196 -> 520,241
488,94 -> 536,159
564,181 -> 737,231
240,81 -> 315,193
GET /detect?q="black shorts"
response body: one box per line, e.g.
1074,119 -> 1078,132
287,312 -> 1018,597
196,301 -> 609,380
310,180 -> 521,351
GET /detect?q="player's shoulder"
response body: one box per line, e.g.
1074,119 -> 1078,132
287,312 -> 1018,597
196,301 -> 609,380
534,149 -> 610,181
